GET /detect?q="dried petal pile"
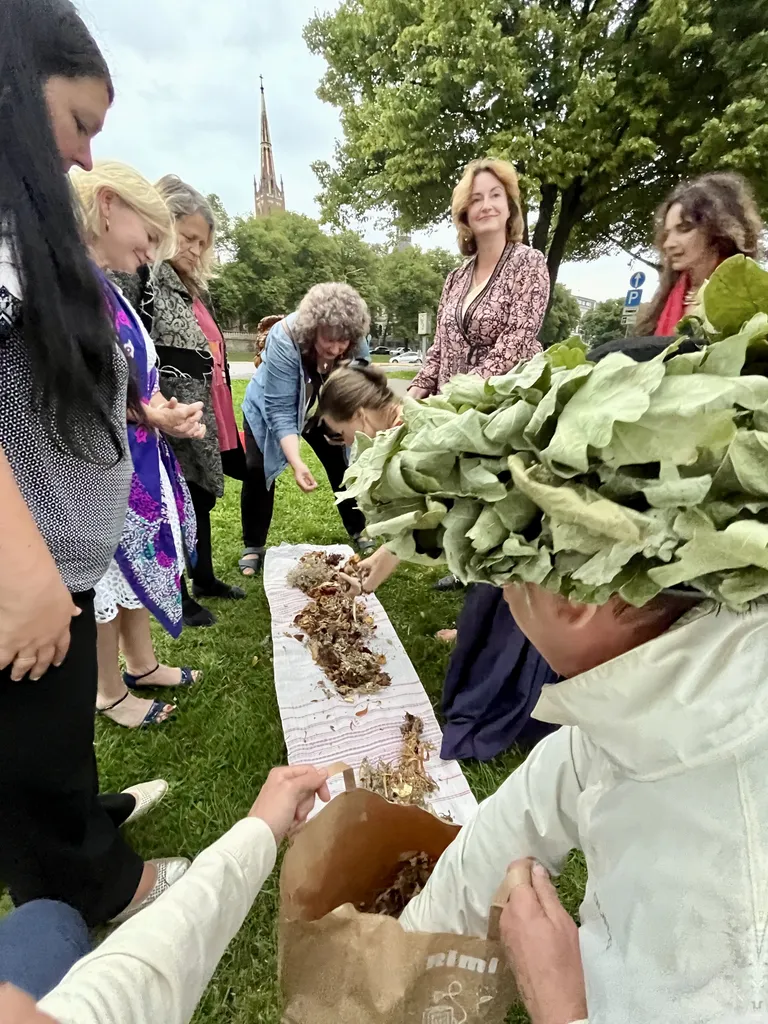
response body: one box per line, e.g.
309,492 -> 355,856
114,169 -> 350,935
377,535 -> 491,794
289,551 -> 390,696
287,550 -> 361,594
359,713 -> 437,808
357,851 -> 438,918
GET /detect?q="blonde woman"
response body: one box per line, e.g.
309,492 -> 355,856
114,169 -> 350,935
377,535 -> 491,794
409,157 -> 550,591
71,162 -> 204,731
409,158 -> 550,401
114,177 -> 246,629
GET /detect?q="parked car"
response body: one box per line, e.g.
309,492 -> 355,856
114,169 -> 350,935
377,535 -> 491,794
390,351 -> 423,364
371,345 -> 391,355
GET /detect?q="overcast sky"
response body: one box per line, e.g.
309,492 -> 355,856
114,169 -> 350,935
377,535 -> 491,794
78,0 -> 657,305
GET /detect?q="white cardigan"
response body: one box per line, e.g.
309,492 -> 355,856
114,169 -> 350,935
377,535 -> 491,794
39,818 -> 276,1024
401,605 -> 768,1023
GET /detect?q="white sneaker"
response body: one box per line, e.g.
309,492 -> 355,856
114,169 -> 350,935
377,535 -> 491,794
121,779 -> 169,824
110,857 -> 191,924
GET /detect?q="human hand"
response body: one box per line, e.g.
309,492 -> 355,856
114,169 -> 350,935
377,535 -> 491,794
407,386 -> 430,400
249,765 -> 330,842
358,546 -> 400,593
149,397 -> 206,440
0,983 -> 58,1023
292,461 -> 318,493
500,859 -> 587,1024
0,554 -> 80,681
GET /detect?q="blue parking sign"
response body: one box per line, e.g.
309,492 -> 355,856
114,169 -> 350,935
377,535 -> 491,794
624,288 -> 643,308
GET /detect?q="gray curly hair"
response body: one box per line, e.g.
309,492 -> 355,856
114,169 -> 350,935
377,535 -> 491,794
293,282 -> 370,358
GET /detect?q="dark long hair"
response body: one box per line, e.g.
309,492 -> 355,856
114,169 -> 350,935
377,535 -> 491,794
0,0 -> 126,461
636,173 -> 763,336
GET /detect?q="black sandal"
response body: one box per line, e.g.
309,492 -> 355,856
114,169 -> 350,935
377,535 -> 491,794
238,547 -> 264,577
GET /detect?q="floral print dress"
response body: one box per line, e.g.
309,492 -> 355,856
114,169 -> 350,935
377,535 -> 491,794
93,276 -> 195,639
411,243 -> 550,395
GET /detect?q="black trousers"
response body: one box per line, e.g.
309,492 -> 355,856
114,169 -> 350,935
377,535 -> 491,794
0,595 -> 144,927
241,418 -> 365,549
186,480 -> 218,587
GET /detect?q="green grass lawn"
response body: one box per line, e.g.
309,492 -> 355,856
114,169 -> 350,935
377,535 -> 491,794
387,368 -> 417,381
91,378 -> 584,1023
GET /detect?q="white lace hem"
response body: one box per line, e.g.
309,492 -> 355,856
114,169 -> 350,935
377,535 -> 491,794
94,458 -> 185,623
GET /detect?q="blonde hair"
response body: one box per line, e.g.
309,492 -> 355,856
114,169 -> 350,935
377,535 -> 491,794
70,160 -> 176,265
318,366 -> 395,423
155,174 -> 216,290
293,282 -> 370,359
452,158 -> 525,257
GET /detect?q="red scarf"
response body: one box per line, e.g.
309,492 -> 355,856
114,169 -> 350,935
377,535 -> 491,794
654,273 -> 689,336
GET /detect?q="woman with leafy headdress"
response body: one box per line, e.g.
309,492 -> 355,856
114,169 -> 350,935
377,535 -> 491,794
346,255 -> 768,1022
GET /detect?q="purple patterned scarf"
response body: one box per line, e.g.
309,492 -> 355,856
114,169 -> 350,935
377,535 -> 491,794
101,272 -> 196,637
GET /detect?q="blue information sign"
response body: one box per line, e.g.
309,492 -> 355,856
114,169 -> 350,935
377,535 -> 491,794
630,271 -> 646,289
624,288 -> 643,309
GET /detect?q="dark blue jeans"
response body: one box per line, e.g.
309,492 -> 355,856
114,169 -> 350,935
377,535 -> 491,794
0,900 -> 90,999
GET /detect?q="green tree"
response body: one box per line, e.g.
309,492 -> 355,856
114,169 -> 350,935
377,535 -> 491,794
580,298 -> 625,348
305,0 -> 768,283
539,284 -> 582,347
329,229 -> 381,317
206,193 -> 235,261
376,245 -> 446,343
207,263 -> 244,327
207,212 -> 383,330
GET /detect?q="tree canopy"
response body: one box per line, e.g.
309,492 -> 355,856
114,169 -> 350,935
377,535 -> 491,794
305,0 -> 768,284
579,298 -> 625,348
539,283 -> 582,347
207,207 -> 460,336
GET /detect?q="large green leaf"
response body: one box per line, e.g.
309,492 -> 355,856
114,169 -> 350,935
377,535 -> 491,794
702,256 -> 768,337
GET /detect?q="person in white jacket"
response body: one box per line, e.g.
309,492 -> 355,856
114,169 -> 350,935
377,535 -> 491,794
0,765 -> 329,1024
400,582 -> 768,1024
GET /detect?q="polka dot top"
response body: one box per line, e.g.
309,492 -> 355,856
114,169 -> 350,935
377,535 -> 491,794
0,244 -> 131,594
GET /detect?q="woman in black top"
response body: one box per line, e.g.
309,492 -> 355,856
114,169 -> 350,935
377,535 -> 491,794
0,0 -> 186,927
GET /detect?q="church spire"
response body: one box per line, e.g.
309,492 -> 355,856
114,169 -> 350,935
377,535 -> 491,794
254,77 -> 286,217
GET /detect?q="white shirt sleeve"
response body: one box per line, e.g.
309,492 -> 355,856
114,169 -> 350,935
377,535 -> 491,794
39,817 -> 277,1024
400,726 -> 592,937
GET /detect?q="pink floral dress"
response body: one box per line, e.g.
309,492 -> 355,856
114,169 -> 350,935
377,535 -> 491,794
411,243 -> 550,395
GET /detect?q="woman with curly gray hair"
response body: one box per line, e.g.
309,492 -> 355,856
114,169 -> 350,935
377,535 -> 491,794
240,282 -> 371,576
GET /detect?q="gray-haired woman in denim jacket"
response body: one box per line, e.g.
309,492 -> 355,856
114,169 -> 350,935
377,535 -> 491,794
239,282 -> 371,576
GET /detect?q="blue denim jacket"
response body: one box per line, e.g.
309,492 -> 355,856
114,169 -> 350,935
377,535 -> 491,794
242,317 -> 371,488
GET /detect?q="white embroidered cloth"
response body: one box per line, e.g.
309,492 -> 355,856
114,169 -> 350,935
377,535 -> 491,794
264,544 -> 478,824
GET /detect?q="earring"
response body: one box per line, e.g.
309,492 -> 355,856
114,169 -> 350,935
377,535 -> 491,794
105,217 -> 110,233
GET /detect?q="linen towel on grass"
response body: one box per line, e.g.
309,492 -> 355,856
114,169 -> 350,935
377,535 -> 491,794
264,543 -> 477,823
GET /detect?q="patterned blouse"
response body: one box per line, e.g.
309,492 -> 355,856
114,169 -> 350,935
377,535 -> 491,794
411,243 -> 550,395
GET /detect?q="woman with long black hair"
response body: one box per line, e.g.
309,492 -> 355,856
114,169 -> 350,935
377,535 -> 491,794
0,0 -> 186,928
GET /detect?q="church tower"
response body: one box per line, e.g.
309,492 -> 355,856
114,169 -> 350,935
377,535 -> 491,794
254,78 -> 285,217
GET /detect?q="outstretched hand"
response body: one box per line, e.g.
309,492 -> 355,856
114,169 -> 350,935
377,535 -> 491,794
500,859 -> 587,1024
249,765 -> 330,842
292,461 -> 318,493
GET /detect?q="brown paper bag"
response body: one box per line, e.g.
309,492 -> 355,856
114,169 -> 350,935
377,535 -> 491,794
279,772 -> 516,1024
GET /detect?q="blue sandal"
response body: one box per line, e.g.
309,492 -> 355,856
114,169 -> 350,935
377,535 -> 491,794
122,664 -> 201,690
97,691 -> 175,729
